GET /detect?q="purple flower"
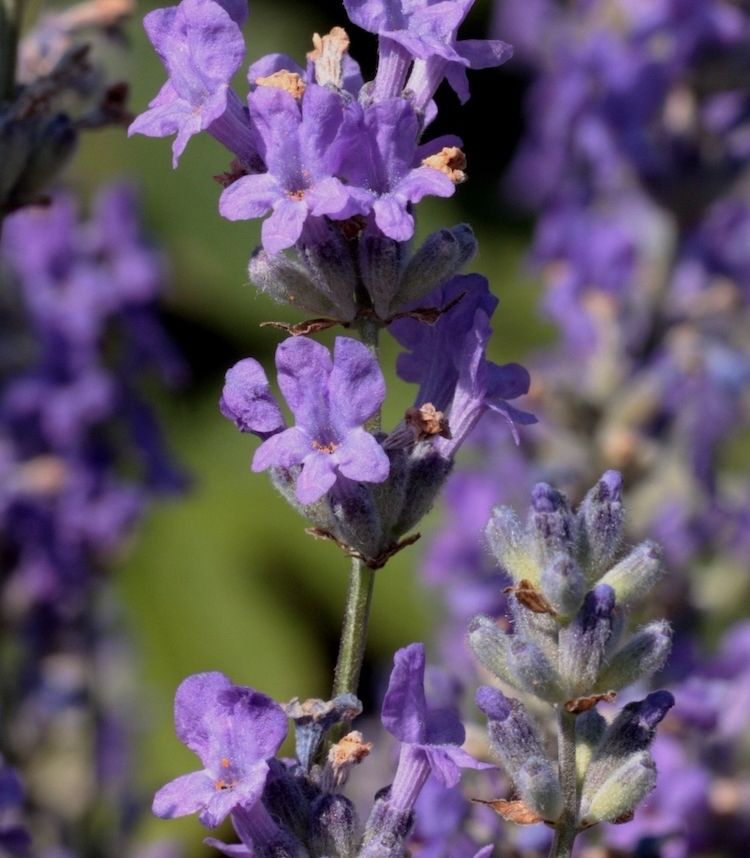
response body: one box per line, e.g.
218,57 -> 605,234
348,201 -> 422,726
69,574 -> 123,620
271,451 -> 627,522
153,672 -> 288,828
391,275 -> 534,449
219,84 -> 369,253
343,98 -> 457,241
344,0 -> 511,105
221,336 -> 389,505
129,0 -> 253,167
382,643 -> 491,798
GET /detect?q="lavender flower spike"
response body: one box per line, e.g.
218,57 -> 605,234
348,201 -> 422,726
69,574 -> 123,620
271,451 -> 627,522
250,336 -> 389,505
129,0 -> 254,167
153,672 -> 288,828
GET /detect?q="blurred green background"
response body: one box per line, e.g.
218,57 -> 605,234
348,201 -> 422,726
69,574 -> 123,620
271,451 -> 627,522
57,0 -> 551,847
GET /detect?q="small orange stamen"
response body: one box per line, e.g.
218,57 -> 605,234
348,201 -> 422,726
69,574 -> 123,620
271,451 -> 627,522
312,439 -> 338,454
221,757 -> 230,769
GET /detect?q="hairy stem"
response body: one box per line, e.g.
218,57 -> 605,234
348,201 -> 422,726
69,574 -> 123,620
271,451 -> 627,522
332,557 -> 376,698
0,0 -> 21,103
357,315 -> 382,433
549,708 -> 578,858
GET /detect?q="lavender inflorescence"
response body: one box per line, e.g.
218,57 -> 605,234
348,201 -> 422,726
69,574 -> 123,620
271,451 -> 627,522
471,473 -> 674,856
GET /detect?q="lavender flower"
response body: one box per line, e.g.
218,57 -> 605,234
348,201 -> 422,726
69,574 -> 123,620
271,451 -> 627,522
221,336 -> 389,505
129,0 -> 254,167
153,672 -> 288,827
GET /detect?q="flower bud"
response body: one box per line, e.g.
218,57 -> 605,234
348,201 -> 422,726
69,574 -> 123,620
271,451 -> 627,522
517,757 -> 563,821
577,470 -> 624,579
580,751 -> 657,826
507,637 -> 563,703
485,506 -> 537,584
0,118 -> 29,202
299,221 -> 358,320
249,248 -> 340,317
396,224 -> 477,307
468,616 -> 519,689
330,481 -> 384,563
476,687 -> 551,782
392,447 -> 452,537
359,229 -> 402,319
597,620 -> 672,691
598,540 -> 663,605
575,709 -> 607,782
309,793 -> 358,858
529,482 -> 575,563
559,584 -> 616,695
540,554 -> 585,618
583,691 -> 674,798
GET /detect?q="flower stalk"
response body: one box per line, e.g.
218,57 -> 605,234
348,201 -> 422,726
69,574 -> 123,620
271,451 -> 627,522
332,557 -> 376,700
0,0 -> 20,102
550,708 -> 578,858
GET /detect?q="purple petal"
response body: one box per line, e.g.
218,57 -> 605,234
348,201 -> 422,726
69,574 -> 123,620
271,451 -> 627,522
423,744 -> 494,788
199,762 -> 268,828
220,359 -> 285,437
175,672 -> 234,760
395,166 -> 456,204
382,643 -> 428,744
152,770 -> 215,819
219,173 -> 281,221
373,195 -> 415,241
333,428 -> 390,484
456,39 -> 513,69
487,363 -> 531,400
343,0 -> 404,34
296,452 -> 338,504
329,337 -> 386,429
252,426 -> 311,471
472,848 -> 494,858
204,839 -> 254,858
262,198 -> 308,254
128,83 -> 201,167
275,337 -> 332,430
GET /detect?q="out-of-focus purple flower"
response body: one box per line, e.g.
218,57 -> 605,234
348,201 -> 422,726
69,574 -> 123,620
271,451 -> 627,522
224,336 -> 389,505
153,672 -> 288,828
129,0 -> 254,167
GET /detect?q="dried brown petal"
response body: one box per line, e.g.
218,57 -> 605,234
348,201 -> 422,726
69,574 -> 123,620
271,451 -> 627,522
308,27 -> 350,88
472,798 -> 543,825
504,579 -> 558,617
564,691 -> 617,715
405,403 -> 451,441
255,70 -> 306,99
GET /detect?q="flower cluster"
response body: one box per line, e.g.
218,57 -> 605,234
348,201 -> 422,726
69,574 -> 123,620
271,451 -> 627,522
132,0 -> 533,565
470,473 -> 674,853
0,185 -> 183,852
153,644 -> 494,858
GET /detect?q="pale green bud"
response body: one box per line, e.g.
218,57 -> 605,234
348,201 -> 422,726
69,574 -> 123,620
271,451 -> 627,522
597,620 -> 672,691
517,757 -> 563,821
468,616 -> 520,689
581,751 -> 656,826
598,540 -> 663,604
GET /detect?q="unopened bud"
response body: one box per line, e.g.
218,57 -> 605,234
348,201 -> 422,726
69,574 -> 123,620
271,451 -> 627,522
577,470 -> 625,579
540,554 -> 585,618
485,506 -> 539,584
396,224 -> 477,307
559,585 -> 616,696
309,793 -> 358,858
529,482 -> 575,563
358,229 -> 402,318
468,616 -> 519,689
249,248 -> 341,318
517,757 -> 563,821
597,620 -> 672,691
575,709 -> 607,782
581,751 -> 656,826
475,686 -> 551,782
598,540 -> 663,605
507,637 -> 563,703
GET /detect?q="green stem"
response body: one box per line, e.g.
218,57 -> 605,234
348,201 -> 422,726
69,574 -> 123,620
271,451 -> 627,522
331,557 -> 376,698
549,708 -> 579,858
0,0 -> 21,103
